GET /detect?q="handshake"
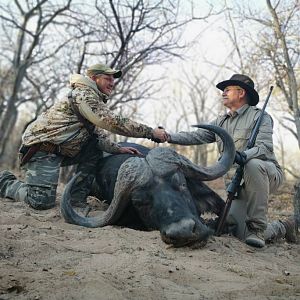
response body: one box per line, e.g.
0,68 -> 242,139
119,127 -> 169,156
151,127 -> 169,143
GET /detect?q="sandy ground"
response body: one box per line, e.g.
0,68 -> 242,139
0,180 -> 299,300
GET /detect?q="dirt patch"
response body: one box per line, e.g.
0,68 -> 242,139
0,180 -> 299,300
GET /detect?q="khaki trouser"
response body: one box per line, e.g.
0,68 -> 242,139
226,159 -> 284,240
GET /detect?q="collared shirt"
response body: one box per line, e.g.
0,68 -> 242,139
169,104 -> 281,180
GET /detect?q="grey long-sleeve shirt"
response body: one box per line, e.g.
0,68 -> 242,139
169,104 -> 281,179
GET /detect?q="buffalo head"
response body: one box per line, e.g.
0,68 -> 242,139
61,124 -> 235,247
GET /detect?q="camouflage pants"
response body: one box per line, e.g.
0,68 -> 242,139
2,138 -> 102,210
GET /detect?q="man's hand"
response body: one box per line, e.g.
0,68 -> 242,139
151,127 -> 169,143
234,151 -> 247,166
119,146 -> 143,156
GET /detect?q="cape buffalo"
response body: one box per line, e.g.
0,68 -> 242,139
61,124 -> 235,247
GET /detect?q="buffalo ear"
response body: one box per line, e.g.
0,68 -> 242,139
186,177 -> 225,216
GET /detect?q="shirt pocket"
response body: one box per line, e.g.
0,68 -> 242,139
233,128 -> 251,151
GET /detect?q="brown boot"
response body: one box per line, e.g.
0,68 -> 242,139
281,216 -> 298,243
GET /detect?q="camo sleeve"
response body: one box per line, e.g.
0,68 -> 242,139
75,87 -> 153,139
95,128 -> 122,154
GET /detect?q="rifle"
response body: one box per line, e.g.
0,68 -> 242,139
215,86 -> 274,236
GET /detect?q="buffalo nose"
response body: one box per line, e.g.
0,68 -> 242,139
163,218 -> 196,240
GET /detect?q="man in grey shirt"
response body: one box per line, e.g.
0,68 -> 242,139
166,74 -> 296,247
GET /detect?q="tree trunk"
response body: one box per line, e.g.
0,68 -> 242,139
266,0 -> 300,148
294,111 -> 300,149
194,145 -> 206,166
294,179 -> 300,227
0,105 -> 18,163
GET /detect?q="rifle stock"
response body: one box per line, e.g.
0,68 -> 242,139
215,86 -> 274,236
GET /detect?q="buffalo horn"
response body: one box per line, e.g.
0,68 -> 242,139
181,124 -> 235,181
60,157 -> 146,227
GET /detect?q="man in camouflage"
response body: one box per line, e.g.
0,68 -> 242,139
0,63 -> 167,210
164,74 -> 297,247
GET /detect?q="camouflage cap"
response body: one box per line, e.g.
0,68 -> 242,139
86,63 -> 122,78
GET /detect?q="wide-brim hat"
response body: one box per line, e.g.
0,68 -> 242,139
87,63 -> 122,78
216,74 -> 259,106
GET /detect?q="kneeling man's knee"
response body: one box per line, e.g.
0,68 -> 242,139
24,185 -> 56,210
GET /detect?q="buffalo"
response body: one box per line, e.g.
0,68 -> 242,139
61,124 -> 235,247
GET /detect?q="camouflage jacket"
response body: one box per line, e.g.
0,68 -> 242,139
22,74 -> 153,157
169,104 -> 282,182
